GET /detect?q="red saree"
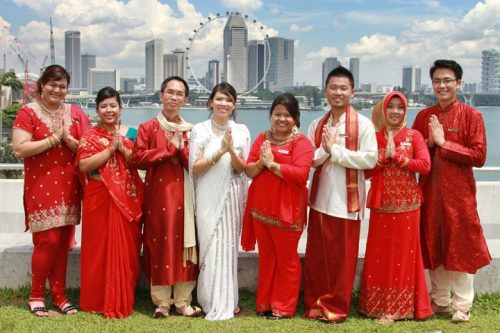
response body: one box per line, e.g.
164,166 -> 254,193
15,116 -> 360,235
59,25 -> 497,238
77,126 -> 144,318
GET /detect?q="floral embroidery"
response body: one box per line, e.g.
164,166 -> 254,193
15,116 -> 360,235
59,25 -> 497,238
28,102 -> 72,135
251,209 -> 303,231
28,202 -> 81,233
359,286 -> 415,320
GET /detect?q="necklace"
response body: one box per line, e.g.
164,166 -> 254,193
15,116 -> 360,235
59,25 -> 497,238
211,118 -> 228,131
38,100 -> 64,118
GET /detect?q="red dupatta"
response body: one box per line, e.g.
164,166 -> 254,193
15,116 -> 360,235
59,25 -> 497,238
309,105 -> 360,212
77,126 -> 144,222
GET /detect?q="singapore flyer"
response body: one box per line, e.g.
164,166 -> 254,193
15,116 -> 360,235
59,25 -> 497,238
185,12 -> 271,95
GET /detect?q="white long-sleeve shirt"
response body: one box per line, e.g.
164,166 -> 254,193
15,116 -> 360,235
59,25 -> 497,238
308,111 -> 377,220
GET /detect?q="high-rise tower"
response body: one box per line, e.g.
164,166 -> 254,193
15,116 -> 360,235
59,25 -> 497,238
145,39 -> 164,93
266,37 -> 294,92
248,40 -> 265,91
349,57 -> 360,89
223,13 -> 248,93
482,49 -> 500,93
65,30 -> 81,89
322,57 -> 341,87
81,54 -> 96,91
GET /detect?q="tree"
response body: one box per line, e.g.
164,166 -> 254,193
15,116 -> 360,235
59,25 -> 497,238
0,72 -> 24,140
2,103 -> 22,128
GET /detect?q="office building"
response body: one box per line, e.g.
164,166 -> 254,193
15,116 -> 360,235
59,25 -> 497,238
223,13 -> 248,93
145,39 -> 164,92
248,40 -> 265,91
207,60 -> 220,90
65,31 -> 81,89
89,68 -> 120,93
349,57 -> 360,89
121,78 -> 137,92
164,48 -> 186,79
322,57 -> 341,87
266,37 -> 294,92
481,49 -> 500,93
402,65 -> 422,93
81,54 -> 96,91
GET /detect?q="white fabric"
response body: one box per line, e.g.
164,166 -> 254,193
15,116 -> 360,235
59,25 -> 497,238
188,119 -> 250,320
150,281 -> 196,308
156,112 -> 197,266
429,265 -> 474,312
307,111 -> 377,220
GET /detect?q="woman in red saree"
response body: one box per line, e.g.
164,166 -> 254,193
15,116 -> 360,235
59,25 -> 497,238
359,91 -> 432,323
12,65 -> 90,317
77,87 -> 144,318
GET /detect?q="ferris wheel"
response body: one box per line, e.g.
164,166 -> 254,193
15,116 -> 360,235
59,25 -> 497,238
185,12 -> 271,95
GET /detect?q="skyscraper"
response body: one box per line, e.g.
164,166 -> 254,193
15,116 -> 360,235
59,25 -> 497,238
223,13 -> 248,93
266,37 -> 294,92
349,57 -> 360,89
145,39 -> 164,93
247,40 -> 265,91
89,68 -> 120,93
207,60 -> 220,90
164,48 -> 186,79
65,31 -> 81,89
481,49 -> 500,93
322,57 -> 341,87
81,54 -> 96,91
402,65 -> 422,92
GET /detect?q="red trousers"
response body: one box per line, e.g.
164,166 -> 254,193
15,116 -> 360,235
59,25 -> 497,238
253,220 -> 303,317
303,209 -> 360,322
30,225 -> 73,307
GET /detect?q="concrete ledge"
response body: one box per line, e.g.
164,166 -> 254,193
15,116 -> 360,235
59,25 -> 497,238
1,232 -> 499,293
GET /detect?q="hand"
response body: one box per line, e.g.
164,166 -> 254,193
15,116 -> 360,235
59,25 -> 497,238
260,140 -> 274,168
52,119 -> 64,140
321,125 -> 336,154
385,130 -> 396,159
111,129 -> 121,152
429,115 -> 445,146
220,128 -> 233,153
165,130 -> 179,149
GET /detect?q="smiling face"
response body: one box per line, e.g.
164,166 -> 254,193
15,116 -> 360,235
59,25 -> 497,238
97,96 -> 122,129
209,91 -> 235,123
385,97 -> 406,129
324,75 -> 354,111
160,79 -> 188,119
270,104 -> 296,136
432,67 -> 461,107
41,78 -> 68,108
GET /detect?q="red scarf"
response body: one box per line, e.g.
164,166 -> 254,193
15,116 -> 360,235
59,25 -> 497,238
309,105 -> 360,212
77,126 -> 144,222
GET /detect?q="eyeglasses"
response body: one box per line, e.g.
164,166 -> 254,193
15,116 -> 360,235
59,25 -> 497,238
163,89 -> 185,98
432,78 -> 457,86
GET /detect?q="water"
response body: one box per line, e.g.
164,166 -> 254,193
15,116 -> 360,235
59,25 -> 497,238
86,106 -> 500,179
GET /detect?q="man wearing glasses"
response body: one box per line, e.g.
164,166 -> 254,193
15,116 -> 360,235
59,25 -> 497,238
412,60 -> 491,323
131,76 -> 201,318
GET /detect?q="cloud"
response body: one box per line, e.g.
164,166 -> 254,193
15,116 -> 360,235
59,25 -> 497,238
290,24 -> 313,33
220,0 -> 263,11
306,46 -> 340,60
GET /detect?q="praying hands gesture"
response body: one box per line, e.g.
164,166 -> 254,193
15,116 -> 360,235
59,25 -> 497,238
429,115 -> 445,147
321,125 -> 336,154
220,128 -> 233,154
385,130 -> 396,160
165,129 -> 184,149
260,140 -> 274,168
52,119 -> 64,141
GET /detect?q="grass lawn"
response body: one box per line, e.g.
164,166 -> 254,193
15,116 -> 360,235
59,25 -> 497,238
1,287 -> 499,333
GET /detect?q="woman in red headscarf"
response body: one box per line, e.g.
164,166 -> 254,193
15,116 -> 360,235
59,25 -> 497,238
359,91 -> 432,323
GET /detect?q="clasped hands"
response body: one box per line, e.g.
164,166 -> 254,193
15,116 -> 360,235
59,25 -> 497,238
51,118 -> 78,148
428,115 -> 445,147
321,125 -> 337,155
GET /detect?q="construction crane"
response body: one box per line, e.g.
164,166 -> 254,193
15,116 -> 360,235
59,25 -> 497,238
50,17 -> 55,65
40,55 -> 48,74
9,44 -> 31,102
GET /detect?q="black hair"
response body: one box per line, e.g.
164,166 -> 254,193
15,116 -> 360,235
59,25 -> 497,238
208,82 -> 238,120
269,93 -> 301,128
160,76 -> 189,97
36,64 -> 70,95
96,87 -> 122,109
324,66 -> 354,89
430,59 -> 463,80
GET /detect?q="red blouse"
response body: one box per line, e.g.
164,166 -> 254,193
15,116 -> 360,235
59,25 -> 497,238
13,103 -> 90,232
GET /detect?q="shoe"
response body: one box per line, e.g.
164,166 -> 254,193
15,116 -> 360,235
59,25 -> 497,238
28,302 -> 49,317
266,313 -> 291,320
234,306 -> 242,315
377,315 -> 395,324
257,310 -> 271,317
431,302 -> 451,314
153,306 -> 170,318
57,302 -> 78,315
451,310 -> 470,323
175,305 -> 202,317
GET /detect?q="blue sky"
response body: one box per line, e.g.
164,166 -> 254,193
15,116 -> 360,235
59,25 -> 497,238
1,0 -> 498,87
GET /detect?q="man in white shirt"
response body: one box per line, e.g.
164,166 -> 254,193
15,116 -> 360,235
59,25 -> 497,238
303,66 -> 377,322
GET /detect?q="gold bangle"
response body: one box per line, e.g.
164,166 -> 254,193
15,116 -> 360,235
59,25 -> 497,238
52,135 -> 61,144
46,137 -> 52,148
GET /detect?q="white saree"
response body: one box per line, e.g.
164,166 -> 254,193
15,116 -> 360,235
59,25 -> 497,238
189,119 -> 250,320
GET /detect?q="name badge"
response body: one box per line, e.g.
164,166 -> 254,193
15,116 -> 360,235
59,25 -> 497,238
278,149 -> 289,155
448,127 -> 459,132
338,133 -> 348,138
401,142 -> 412,147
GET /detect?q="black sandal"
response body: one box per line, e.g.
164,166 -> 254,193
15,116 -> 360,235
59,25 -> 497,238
59,304 -> 78,315
29,305 -> 48,317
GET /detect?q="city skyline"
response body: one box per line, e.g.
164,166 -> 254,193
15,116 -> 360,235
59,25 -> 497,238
1,0 -> 498,87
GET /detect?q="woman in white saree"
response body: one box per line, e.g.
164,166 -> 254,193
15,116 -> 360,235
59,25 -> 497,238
189,83 -> 250,320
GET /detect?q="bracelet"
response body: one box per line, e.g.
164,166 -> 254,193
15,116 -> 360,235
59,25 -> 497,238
209,149 -> 222,165
46,137 -> 53,149
52,135 -> 61,144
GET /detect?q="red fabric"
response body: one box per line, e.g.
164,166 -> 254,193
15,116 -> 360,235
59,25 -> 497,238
30,225 -> 73,306
359,210 -> 432,320
76,126 -> 144,222
13,104 -> 90,232
303,210 -> 360,322
367,128 -> 430,210
130,119 -> 197,285
309,106 -> 360,212
241,132 -> 313,251
412,100 -> 491,273
80,179 -> 142,318
253,220 -> 302,317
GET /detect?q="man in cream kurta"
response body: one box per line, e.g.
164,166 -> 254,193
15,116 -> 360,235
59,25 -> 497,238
303,66 -> 377,322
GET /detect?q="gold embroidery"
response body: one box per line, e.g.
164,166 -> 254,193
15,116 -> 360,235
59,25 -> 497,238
251,209 -> 302,231
359,286 -> 415,320
28,201 -> 80,233
29,102 -> 72,135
